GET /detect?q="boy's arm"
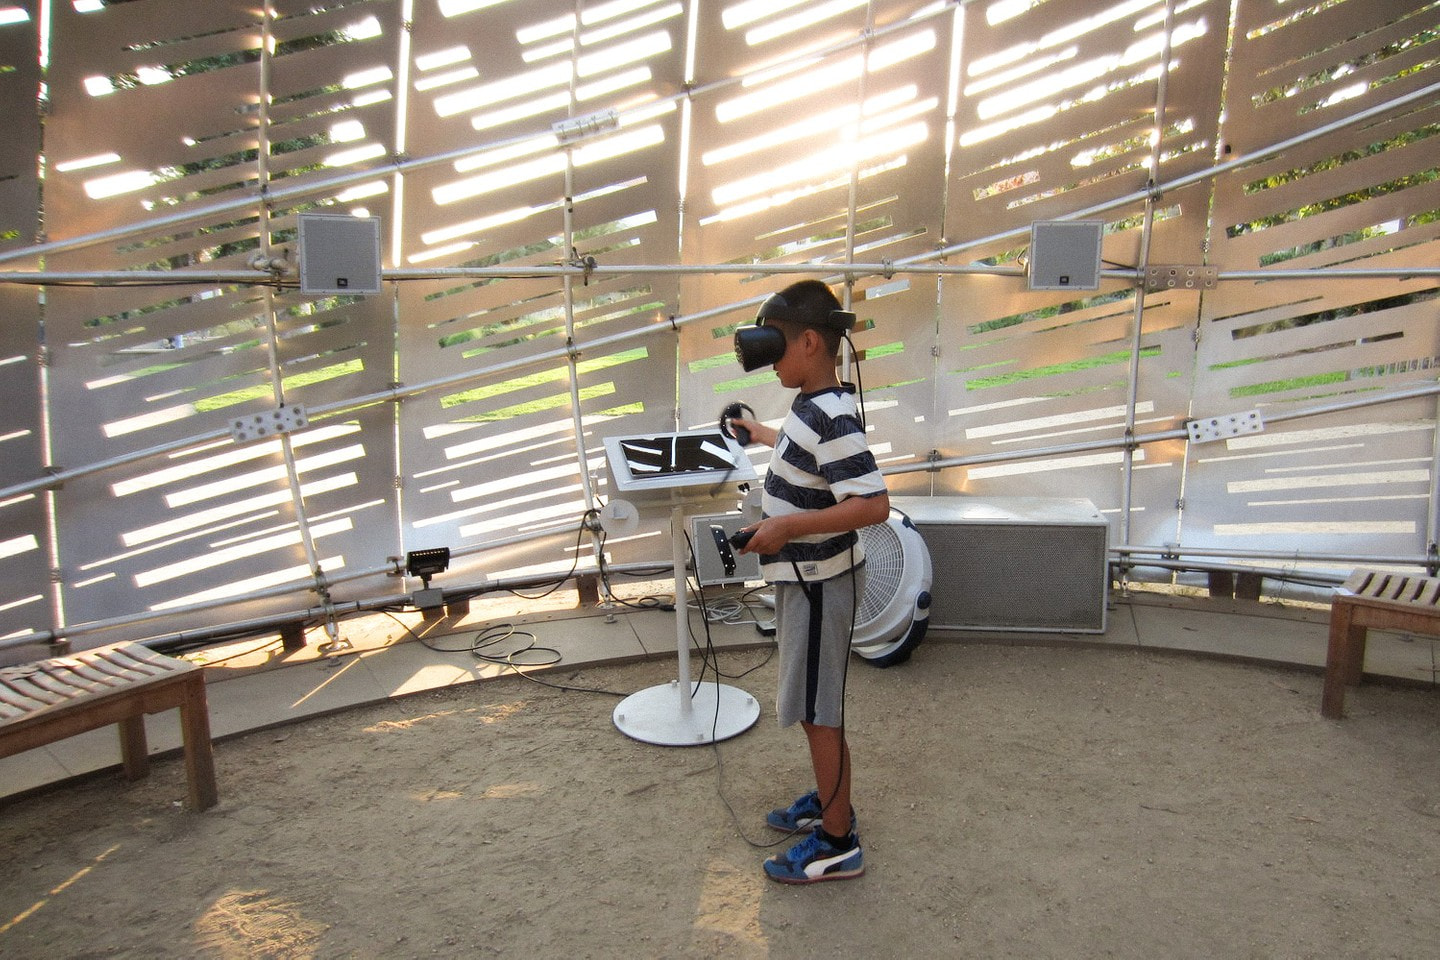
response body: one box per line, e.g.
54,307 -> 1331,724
738,490 -> 889,555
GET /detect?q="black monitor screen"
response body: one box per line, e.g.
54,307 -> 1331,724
617,433 -> 736,478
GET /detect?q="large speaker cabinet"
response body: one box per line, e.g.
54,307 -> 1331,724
890,496 -> 1110,633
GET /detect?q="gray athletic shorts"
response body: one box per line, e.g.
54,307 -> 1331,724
774,565 -> 864,728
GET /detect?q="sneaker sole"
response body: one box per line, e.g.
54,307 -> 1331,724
765,863 -> 865,885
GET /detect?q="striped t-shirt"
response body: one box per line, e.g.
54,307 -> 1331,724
759,385 -> 887,583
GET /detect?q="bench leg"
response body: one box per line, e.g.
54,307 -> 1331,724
118,715 -> 150,780
1322,603 -> 1367,719
179,675 -> 218,811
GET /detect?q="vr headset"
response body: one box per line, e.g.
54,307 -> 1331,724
732,292 -> 857,372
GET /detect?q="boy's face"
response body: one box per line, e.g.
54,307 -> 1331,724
769,322 -> 822,391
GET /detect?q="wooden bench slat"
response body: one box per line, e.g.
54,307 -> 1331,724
84,656 -> 154,684
3,675 -> 67,706
24,669 -> 102,700
0,677 -> 48,707
0,686 -> 45,715
65,661 -> 133,690
103,645 -> 173,676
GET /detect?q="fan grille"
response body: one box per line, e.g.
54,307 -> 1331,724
855,521 -> 905,628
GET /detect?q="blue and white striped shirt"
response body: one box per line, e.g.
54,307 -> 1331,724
759,386 -> 886,583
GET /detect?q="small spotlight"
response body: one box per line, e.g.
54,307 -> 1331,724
405,547 -> 451,589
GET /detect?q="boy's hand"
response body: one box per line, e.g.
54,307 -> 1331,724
732,516 -> 790,555
729,417 -> 777,447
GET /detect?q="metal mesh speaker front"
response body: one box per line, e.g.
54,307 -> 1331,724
916,522 -> 1107,632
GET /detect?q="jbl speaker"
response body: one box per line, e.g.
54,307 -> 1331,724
298,213 -> 382,295
1026,219 -> 1103,291
889,496 -> 1110,633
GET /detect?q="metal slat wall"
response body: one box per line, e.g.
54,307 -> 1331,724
677,0 -> 950,499
0,0 -> 1436,652
396,0 -> 688,577
0,2 -> 48,642
1191,0 -> 1440,566
40,2 -> 404,639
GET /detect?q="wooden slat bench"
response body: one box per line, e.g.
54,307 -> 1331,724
0,642 -> 217,809
1323,568 -> 1440,719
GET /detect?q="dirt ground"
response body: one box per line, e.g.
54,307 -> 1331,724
2,637 -> 1439,960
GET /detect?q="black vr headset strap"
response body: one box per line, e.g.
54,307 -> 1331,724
734,293 -> 857,371
754,292 -> 856,331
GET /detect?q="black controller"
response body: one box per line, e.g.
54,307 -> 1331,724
719,401 -> 754,446
709,524 -> 737,577
727,527 -> 755,551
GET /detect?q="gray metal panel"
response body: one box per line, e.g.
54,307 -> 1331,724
0,281 -> 49,649
0,3 -> 39,258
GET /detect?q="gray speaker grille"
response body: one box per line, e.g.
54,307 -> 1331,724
916,522 -> 1107,632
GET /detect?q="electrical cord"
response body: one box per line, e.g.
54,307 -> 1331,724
505,508 -> 600,601
842,331 -> 868,430
593,503 -> 677,610
687,583 -> 771,628
387,610 -> 632,698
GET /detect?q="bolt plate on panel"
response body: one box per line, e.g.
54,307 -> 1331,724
1186,409 -> 1263,444
230,404 -> 309,443
1145,264 -> 1218,292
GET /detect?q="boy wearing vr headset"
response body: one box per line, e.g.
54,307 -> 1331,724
728,279 -> 890,884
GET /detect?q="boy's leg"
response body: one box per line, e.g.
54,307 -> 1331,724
802,720 -> 851,838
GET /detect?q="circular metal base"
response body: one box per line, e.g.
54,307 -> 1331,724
613,680 -> 761,746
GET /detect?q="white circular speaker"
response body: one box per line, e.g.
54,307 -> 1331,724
598,499 -> 639,537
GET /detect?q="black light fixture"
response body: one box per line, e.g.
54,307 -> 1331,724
405,547 -> 451,589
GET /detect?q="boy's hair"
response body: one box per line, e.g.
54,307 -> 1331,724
771,279 -> 845,356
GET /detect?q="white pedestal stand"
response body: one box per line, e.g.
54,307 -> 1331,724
613,503 -> 761,746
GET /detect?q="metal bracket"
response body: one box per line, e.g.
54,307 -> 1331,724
229,404 -> 309,443
1145,264 -> 1218,293
1186,409 -> 1264,444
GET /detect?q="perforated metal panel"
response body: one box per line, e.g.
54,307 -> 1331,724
1190,0 -> 1440,562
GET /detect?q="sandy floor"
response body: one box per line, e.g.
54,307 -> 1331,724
2,638 -> 1439,959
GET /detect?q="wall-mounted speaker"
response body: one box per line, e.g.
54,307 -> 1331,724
890,496 -> 1110,633
1026,219 -> 1103,291
298,213 -> 382,295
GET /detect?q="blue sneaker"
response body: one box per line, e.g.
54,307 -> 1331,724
766,790 -> 858,834
764,828 -> 864,885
